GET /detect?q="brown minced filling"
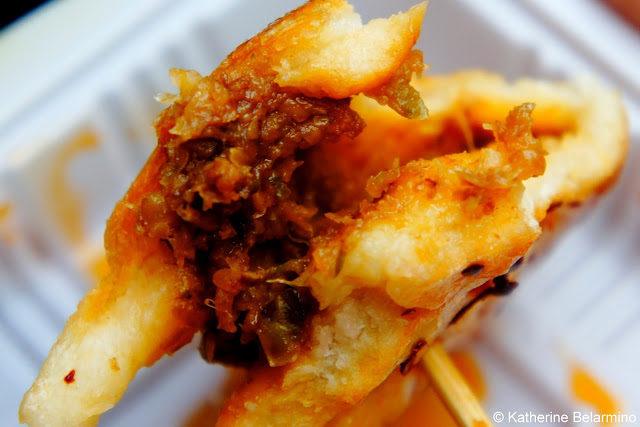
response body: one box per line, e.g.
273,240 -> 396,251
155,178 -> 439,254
138,78 -> 362,367
136,52 -> 427,368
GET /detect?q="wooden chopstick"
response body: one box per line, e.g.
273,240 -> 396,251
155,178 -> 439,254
422,342 -> 494,427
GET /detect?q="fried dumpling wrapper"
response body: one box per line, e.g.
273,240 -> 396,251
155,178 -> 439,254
19,0 -> 629,426
19,0 -> 427,426
217,73 -> 627,425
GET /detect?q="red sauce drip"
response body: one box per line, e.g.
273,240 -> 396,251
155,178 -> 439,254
64,369 -> 75,384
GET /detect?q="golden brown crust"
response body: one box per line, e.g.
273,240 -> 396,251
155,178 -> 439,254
19,142 -> 210,426
409,71 -> 628,219
216,73 -> 627,425
160,0 -> 427,142
19,2 -> 428,426
301,103 -> 543,311
19,2 -> 628,426
327,367 -> 428,427
272,1 -> 427,99
218,290 -> 435,426
216,103 -> 545,426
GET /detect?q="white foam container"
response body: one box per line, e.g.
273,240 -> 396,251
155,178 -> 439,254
1,0 -> 639,425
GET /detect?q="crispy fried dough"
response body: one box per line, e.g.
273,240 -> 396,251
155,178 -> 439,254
297,71 -> 628,312
217,74 -> 625,425
217,76 -> 627,425
20,1 -> 628,426
19,1 -> 427,426
328,364 -> 430,427
217,102 -> 546,426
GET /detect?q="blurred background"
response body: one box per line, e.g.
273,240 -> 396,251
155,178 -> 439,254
1,0 -> 639,425
0,1 -> 49,29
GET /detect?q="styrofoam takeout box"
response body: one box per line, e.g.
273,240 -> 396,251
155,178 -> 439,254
1,0 -> 639,425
